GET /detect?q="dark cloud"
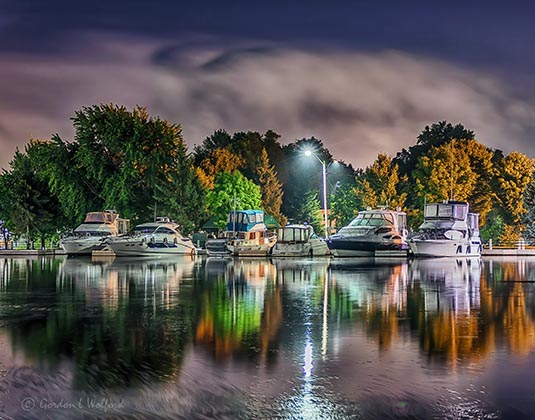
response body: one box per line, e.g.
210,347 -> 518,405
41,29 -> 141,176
1,36 -> 534,171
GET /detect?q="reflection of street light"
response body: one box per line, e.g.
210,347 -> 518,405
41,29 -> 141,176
304,150 -> 329,239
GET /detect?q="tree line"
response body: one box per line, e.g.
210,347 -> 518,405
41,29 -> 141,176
0,104 -> 533,248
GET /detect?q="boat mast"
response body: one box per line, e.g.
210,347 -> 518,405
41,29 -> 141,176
232,190 -> 237,237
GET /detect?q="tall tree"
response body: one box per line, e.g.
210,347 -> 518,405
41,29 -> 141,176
256,148 -> 287,226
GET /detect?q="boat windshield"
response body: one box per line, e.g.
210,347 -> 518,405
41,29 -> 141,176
134,225 -> 157,234
348,213 -> 394,227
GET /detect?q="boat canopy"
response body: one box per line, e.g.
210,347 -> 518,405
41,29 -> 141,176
226,210 -> 265,232
84,211 -> 117,224
277,225 -> 313,243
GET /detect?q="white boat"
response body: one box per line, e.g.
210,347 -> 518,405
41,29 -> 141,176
271,224 -> 329,257
408,201 -> 481,257
60,211 -> 130,256
105,217 -> 197,256
205,210 -> 276,257
327,207 -> 408,257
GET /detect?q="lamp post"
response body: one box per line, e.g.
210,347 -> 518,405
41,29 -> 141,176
304,150 -> 329,239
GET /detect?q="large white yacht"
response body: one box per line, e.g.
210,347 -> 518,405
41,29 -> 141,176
327,207 -> 408,257
271,224 -> 329,257
60,211 -> 130,256
408,201 -> 481,257
105,217 -> 197,256
205,210 -> 276,257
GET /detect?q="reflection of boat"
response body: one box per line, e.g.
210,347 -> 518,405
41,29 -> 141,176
327,208 -> 408,257
409,257 -> 481,314
206,210 -> 276,257
105,217 -> 196,256
408,201 -> 481,257
60,211 -> 130,256
271,224 -> 329,257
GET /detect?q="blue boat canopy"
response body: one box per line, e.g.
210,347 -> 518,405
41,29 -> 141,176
226,210 -> 265,232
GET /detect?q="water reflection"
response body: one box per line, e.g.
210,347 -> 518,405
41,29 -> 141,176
0,255 -> 534,418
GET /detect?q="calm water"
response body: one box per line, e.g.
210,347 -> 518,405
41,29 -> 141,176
0,255 -> 534,419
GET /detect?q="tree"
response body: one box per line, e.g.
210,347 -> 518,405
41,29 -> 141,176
362,153 -> 407,209
329,182 -> 359,229
494,151 -> 534,243
205,171 -> 262,228
395,121 -> 475,179
45,104 -> 202,228
196,148 -> 244,190
0,140 -> 63,248
296,190 -> 323,236
256,148 -> 287,226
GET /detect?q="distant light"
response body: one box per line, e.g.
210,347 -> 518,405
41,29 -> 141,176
304,150 -> 312,156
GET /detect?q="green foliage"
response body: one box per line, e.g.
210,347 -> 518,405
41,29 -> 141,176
480,211 -> 504,244
0,140 -> 64,246
296,190 -> 324,236
206,171 -> 262,228
329,182 -> 359,229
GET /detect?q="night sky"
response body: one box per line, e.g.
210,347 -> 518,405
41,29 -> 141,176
1,1 -> 534,169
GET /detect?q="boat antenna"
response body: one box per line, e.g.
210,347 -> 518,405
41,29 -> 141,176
154,201 -> 157,223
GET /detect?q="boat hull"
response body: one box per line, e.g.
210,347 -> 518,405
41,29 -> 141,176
327,238 -> 404,257
409,239 -> 481,258
60,238 -> 107,256
107,239 -> 196,256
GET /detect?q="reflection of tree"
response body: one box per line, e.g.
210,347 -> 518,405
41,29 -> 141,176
2,258 -> 192,389
194,260 -> 282,361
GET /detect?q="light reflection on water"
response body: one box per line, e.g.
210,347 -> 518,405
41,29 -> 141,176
0,255 -> 534,418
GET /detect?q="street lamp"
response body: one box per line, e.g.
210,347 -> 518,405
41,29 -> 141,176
304,150 -> 329,239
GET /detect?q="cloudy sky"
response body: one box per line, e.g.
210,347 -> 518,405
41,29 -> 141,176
1,1 -> 534,170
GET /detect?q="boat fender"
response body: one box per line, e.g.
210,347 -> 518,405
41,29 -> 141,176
163,237 -> 168,244
174,237 -> 178,245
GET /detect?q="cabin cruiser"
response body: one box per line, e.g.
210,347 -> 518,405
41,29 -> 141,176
105,217 -> 197,256
327,208 -> 408,257
408,201 -> 481,257
271,224 -> 329,257
205,210 -> 276,257
60,211 -> 130,256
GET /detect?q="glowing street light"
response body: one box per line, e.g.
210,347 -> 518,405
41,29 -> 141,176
304,150 -> 329,239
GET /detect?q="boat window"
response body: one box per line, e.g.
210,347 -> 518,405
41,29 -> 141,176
424,204 -> 438,218
134,226 -> 155,233
452,205 -> 467,220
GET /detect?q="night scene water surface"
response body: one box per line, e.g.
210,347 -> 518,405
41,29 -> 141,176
0,255 -> 534,419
